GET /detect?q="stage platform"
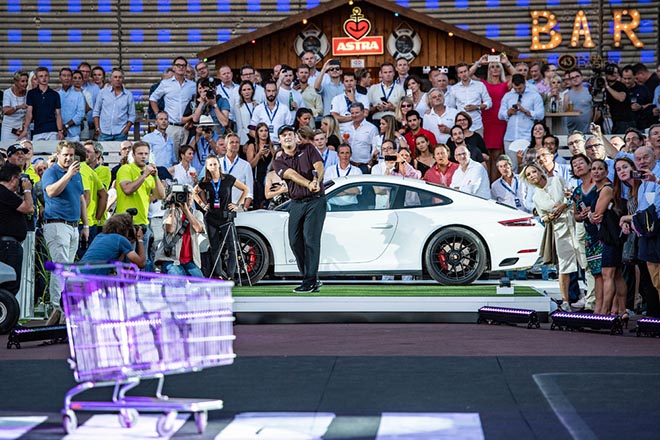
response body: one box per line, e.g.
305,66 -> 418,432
233,280 -> 556,324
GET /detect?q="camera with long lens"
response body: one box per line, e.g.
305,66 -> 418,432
125,208 -> 146,239
205,88 -> 215,100
163,184 -> 190,208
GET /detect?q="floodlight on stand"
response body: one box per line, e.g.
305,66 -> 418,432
550,312 -> 623,335
477,306 -> 540,329
635,317 -> 660,337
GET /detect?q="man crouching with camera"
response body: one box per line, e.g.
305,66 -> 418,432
154,184 -> 206,277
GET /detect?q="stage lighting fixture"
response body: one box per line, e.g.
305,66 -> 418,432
477,306 -> 540,329
7,324 -> 68,349
550,312 -> 623,335
635,317 -> 660,337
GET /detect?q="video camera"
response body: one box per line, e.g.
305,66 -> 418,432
589,63 -> 616,105
163,183 -> 190,208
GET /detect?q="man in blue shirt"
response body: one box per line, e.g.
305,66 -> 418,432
143,112 -> 176,168
19,67 -> 64,141
499,74 -> 545,171
149,56 -> 196,158
41,140 -> 88,323
57,68 -> 86,142
93,68 -> 135,142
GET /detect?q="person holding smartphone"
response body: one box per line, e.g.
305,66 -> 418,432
41,140 -> 89,324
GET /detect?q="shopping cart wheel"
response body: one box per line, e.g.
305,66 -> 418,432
118,408 -> 139,428
156,411 -> 177,437
194,411 -> 208,434
62,410 -> 78,434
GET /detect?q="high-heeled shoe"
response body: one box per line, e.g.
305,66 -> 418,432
620,312 -> 630,329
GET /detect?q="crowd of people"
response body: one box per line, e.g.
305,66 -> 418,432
2,54 -> 660,321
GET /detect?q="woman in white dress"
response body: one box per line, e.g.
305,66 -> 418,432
2,71 -> 29,142
522,162 -> 585,311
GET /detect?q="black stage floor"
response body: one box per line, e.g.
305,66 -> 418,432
2,323 -> 659,439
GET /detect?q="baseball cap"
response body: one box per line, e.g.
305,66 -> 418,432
6,144 -> 29,157
278,125 -> 295,136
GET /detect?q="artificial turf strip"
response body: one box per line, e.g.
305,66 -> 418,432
232,284 -> 542,297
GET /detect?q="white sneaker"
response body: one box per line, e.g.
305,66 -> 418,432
570,297 -> 586,310
560,302 -> 571,312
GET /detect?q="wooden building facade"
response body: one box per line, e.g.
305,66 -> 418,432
198,0 -> 519,70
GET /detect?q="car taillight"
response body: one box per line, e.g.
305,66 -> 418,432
498,217 -> 537,227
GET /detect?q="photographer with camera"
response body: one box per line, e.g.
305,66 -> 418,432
187,78 -> 230,138
154,185 -> 206,277
189,115 -> 221,172
79,213 -> 146,272
194,155 -> 249,280
601,64 -> 634,134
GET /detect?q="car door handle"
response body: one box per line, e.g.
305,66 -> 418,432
371,224 -> 394,229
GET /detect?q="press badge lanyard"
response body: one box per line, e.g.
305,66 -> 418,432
211,177 -> 222,209
381,84 -> 394,101
223,157 -> 237,175
245,102 -> 254,119
219,84 -> 231,100
321,149 -> 329,167
264,101 -> 279,132
336,164 -> 352,177
500,176 -> 521,208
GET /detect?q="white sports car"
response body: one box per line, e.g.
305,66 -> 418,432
234,175 -> 544,285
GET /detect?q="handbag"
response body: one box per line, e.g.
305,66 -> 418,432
622,232 -> 637,265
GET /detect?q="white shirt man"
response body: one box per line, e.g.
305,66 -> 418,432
323,144 -> 362,184
490,156 -> 528,212
367,63 -> 405,121
313,131 -> 338,169
423,89 -> 458,144
343,103 -> 378,167
277,66 -> 304,118
142,111 -> 176,167
451,145 -> 490,198
331,73 -> 369,132
498,74 -> 545,169
149,56 -> 196,152
222,133 -> 254,209
446,63 -> 492,134
249,81 -> 293,144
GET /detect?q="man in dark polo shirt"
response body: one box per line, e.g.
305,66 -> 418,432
19,66 -> 64,141
0,163 -> 34,295
273,125 -> 326,293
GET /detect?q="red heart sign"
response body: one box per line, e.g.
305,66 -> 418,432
344,19 -> 371,40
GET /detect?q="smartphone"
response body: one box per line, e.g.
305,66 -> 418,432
384,155 -> 398,161
487,55 -> 501,63
589,122 -> 597,132
631,170 -> 644,179
512,104 -> 519,110
578,201 -> 587,212
380,97 -> 389,103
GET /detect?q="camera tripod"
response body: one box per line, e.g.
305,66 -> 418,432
210,220 -> 252,286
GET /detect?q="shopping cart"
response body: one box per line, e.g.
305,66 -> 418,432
49,262 -> 236,437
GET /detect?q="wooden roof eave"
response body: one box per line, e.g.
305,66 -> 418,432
197,0 -> 520,61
